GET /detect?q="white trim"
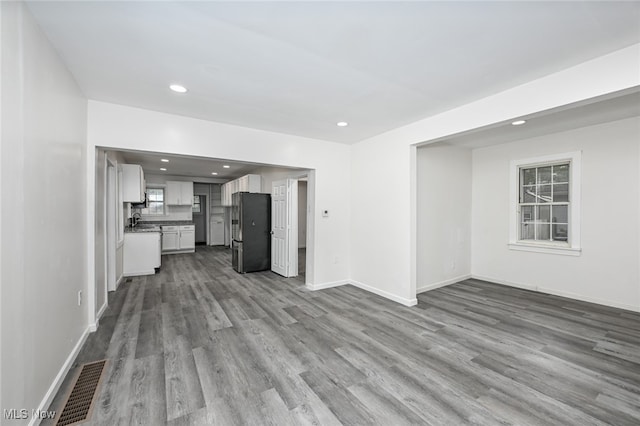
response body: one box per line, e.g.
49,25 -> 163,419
471,274 -> 640,313
349,280 -> 418,307
123,269 -> 156,277
307,279 -> 418,307
417,274 -> 472,294
89,301 -> 109,332
508,243 -> 581,256
306,279 -> 349,291
28,326 -> 91,426
509,151 -> 582,254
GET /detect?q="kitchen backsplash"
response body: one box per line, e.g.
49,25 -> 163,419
133,204 -> 192,222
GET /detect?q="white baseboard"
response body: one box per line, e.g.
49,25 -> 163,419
307,279 -> 417,307
306,280 -> 349,291
116,274 -> 124,289
89,301 -> 108,332
471,274 -> 640,313
349,280 -> 417,307
123,269 -> 155,277
29,326 -> 91,426
417,274 -> 472,294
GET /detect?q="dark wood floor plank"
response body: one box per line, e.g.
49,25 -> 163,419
45,246 -> 640,425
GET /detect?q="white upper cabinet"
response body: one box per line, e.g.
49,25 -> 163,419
122,164 -> 145,203
221,174 -> 261,206
166,181 -> 194,205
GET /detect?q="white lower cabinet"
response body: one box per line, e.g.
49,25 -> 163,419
123,232 -> 161,276
179,226 -> 195,250
161,226 -> 179,252
162,225 -> 195,253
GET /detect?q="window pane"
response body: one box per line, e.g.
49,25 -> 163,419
536,223 -> 550,241
521,223 -> 535,240
552,205 -> 568,223
538,166 -> 552,184
538,185 -> 552,202
148,188 -> 163,201
553,184 -> 569,202
149,202 -> 163,215
537,205 -> 550,223
523,186 -> 536,203
552,224 -> 568,241
521,206 -> 534,222
522,168 -> 536,186
553,164 -> 569,183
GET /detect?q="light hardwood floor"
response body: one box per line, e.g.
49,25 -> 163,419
45,246 -> 640,425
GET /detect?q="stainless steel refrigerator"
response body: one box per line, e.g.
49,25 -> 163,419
232,192 -> 271,273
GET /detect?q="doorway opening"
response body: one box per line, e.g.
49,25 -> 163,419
193,194 -> 207,245
297,178 -> 308,281
269,174 -> 310,282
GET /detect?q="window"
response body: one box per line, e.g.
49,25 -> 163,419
519,163 -> 569,242
192,195 -> 201,213
147,187 -> 165,215
509,152 -> 581,256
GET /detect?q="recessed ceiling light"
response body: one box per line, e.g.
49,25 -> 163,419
223,165 -> 230,168
512,120 -> 526,126
161,159 -> 169,163
337,121 -> 348,127
160,168 -> 167,171
169,84 -> 187,93
211,172 -> 218,175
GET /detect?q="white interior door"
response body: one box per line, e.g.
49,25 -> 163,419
271,179 -> 298,277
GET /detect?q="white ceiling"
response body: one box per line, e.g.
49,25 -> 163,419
117,150 -> 304,180
436,89 -> 640,149
27,1 -> 640,144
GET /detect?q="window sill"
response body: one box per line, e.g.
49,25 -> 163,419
508,242 -> 581,256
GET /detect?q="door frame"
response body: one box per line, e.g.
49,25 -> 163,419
105,158 -> 117,294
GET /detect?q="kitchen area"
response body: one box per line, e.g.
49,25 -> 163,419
120,163 -> 198,277
109,151 -> 305,283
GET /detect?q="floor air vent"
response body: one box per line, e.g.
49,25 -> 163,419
55,360 -> 108,425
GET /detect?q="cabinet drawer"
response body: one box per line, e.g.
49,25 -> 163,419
161,226 -> 179,231
179,225 -> 195,231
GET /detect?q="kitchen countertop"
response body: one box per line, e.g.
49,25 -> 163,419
125,225 -> 161,233
138,221 -> 194,226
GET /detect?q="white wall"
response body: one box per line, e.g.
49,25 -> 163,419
87,101 -> 351,290
417,144 -> 472,293
1,2 -> 88,422
350,44 -> 640,306
472,117 -> 640,311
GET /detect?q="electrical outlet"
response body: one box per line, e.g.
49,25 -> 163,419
77,290 -> 82,306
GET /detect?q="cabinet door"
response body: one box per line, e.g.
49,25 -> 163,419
162,231 -> 179,251
181,182 -> 194,206
122,164 -> 145,202
179,230 -> 195,250
166,181 -> 181,205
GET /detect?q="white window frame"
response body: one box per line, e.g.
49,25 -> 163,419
509,151 -> 582,256
145,186 -> 166,216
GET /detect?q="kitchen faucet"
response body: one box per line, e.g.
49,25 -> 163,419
132,212 -> 141,227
